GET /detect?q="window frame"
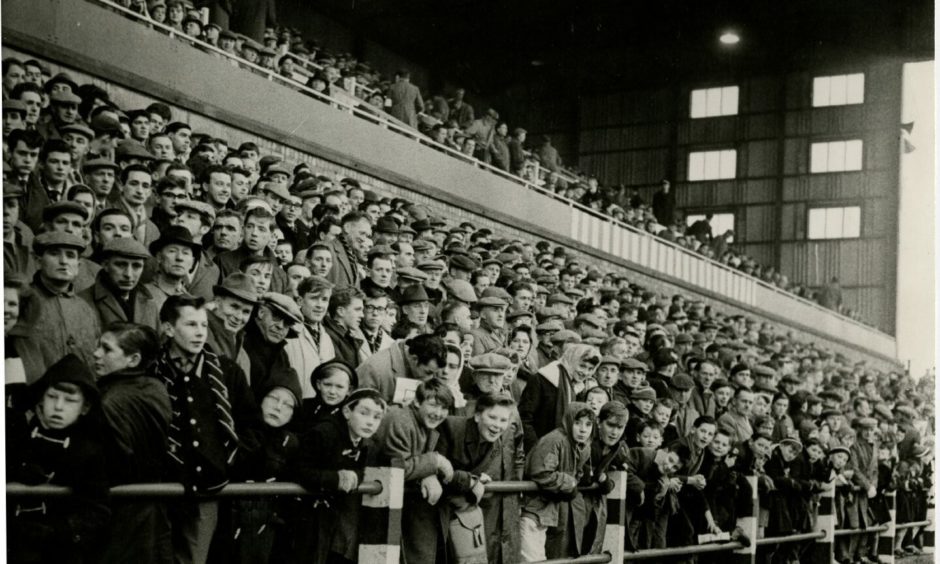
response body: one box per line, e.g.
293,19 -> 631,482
809,139 -> 864,174
812,73 -> 865,108
690,85 -> 740,118
806,204 -> 863,240
687,148 -> 738,181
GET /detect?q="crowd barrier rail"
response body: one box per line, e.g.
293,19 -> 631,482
8,470 -> 932,564
56,0 -> 896,352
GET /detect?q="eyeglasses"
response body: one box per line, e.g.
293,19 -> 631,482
364,305 -> 387,313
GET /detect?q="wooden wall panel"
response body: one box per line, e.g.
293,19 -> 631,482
742,205 -> 777,242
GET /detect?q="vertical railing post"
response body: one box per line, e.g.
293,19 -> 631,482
602,471 -> 627,563
358,466 -> 404,564
730,474 -> 758,564
877,489 -> 896,563
924,488 -> 935,554
812,483 -> 835,563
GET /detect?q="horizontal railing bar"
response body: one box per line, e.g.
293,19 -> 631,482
7,481 -> 382,497
755,531 -> 826,545
622,541 -> 744,560
833,524 -> 890,537
895,520 -> 931,531
533,554 -> 612,564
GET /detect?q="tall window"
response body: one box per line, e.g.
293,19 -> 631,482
686,213 -> 735,241
688,150 -> 737,181
808,206 -> 861,239
812,73 -> 865,107
810,140 -> 863,173
690,86 -> 740,118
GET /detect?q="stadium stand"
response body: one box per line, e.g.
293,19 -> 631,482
1,0 -> 931,563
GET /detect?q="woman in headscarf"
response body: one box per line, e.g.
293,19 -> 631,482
518,343 -> 600,450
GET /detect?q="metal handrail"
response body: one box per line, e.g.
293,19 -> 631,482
89,0 -> 888,335
533,555 -> 612,564
6,481 -> 383,497
832,524 -> 890,537
622,541 -> 745,560
895,520 -> 931,531
755,531 -> 826,545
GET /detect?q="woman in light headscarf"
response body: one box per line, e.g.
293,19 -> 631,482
518,342 -> 600,450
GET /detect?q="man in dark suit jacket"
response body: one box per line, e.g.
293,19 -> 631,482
80,237 -> 162,330
387,70 -> 424,128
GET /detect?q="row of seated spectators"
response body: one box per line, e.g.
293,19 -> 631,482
68,0 -> 873,326
2,36 -> 930,564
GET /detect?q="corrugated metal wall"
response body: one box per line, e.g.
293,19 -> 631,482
571,63 -> 901,333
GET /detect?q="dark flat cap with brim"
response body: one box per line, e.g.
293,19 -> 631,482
42,201 -> 89,223
213,273 -> 260,304
621,358 -> 649,371
261,292 -> 303,325
100,237 -> 151,260
396,267 -> 429,282
468,353 -> 514,373
631,387 -> 657,401
82,157 -> 121,172
477,296 -> 508,308
60,123 -> 95,140
33,231 -> 86,254
535,319 -> 565,333
442,279 -> 477,303
550,330 -> 582,344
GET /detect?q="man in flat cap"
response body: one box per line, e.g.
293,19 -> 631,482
206,272 -> 256,376
36,90 -> 82,141
243,292 -> 303,401
41,200 -> 99,292
29,231 -> 101,368
471,295 -> 508,355
79,237 -> 161,330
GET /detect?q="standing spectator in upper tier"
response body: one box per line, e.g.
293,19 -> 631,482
537,135 -> 561,174
819,276 -> 843,311
508,127 -> 528,176
388,69 -> 424,128
651,179 -> 675,227
449,88 -> 475,129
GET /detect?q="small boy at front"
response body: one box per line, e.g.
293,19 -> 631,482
7,354 -> 111,563
520,402 -> 595,562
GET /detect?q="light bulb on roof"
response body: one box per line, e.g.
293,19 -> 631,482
720,32 -> 740,45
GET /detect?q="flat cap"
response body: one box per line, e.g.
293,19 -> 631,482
599,355 -> 620,367
411,239 -> 434,252
3,99 -> 27,114
449,254 -> 478,272
261,181 -> 292,201
675,333 -> 693,344
631,387 -> 657,401
477,296 -> 508,308
468,353 -> 514,374
116,140 -> 155,161
213,273 -> 260,304
854,417 -> 878,429
60,123 -> 95,140
396,266 -> 429,282
709,378 -> 733,392
670,373 -> 694,391
546,293 -> 574,306
175,199 -> 217,222
261,292 -> 303,325
574,313 -> 603,329
442,279 -> 477,303
895,405 -> 918,419
827,446 -> 851,458
82,157 -> 120,172
417,258 -> 446,271
535,319 -> 565,333
33,231 -> 86,253
100,237 -> 151,260
753,365 -> 777,378
506,309 -> 534,322
550,330 -> 582,345
652,348 -> 679,367
42,200 -> 89,222
621,358 -> 648,371
49,90 -> 81,105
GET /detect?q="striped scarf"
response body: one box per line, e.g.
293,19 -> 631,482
155,349 -> 239,470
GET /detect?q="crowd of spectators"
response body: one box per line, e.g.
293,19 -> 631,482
1,2 -> 929,564
73,0 -> 872,326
